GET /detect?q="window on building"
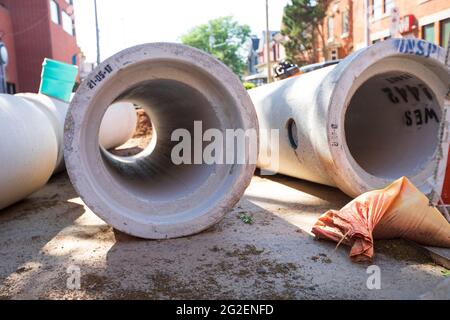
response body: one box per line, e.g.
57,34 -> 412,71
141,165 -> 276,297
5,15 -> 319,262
372,0 -> 382,20
50,0 -> 60,25
330,49 -> 338,60
385,0 -> 395,14
328,16 -> 334,40
440,18 -> 450,48
62,11 -> 74,35
422,23 -> 435,44
342,11 -> 349,36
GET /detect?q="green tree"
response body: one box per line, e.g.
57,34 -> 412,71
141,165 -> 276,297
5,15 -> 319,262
282,0 -> 327,66
181,16 -> 251,76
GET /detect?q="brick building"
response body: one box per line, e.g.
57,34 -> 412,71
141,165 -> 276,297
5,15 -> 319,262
319,0 -> 354,61
318,0 -> 450,61
245,31 -> 287,85
0,0 -> 80,93
358,0 -> 450,48
0,3 -> 18,93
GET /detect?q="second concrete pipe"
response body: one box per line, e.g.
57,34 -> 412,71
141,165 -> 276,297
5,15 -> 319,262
249,39 -> 450,198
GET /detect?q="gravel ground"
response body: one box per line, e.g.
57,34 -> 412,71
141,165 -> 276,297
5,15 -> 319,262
0,171 -> 448,300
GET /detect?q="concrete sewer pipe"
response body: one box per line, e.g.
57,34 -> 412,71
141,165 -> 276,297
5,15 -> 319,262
0,93 -> 137,210
64,43 -> 258,239
249,39 -> 450,199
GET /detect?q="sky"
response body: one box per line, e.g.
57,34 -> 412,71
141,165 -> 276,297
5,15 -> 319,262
73,0 -> 291,63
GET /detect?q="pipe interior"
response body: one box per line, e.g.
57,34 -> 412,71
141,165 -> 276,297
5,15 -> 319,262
99,79 -> 223,202
345,71 -> 441,179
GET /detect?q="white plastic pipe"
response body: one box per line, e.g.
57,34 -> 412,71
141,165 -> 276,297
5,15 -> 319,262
99,102 -> 137,150
0,93 -> 137,210
64,43 -> 258,239
250,39 -> 450,198
0,94 -> 58,209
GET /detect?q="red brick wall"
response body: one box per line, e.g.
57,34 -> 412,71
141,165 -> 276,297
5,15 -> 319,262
0,0 -> 80,93
50,0 -> 80,68
0,4 -> 18,88
0,0 -> 52,92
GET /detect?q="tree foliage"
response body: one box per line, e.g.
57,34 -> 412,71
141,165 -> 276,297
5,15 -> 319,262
181,16 -> 251,76
282,0 -> 327,66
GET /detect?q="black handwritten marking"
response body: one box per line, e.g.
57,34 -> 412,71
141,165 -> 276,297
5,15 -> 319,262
395,86 -> 409,103
87,64 -> 114,90
418,84 -> 434,101
405,111 -> 413,126
425,108 -> 439,123
405,108 -> 440,126
406,85 -> 420,102
385,74 -> 413,84
382,87 -> 400,104
105,64 -> 113,73
414,109 -> 423,125
382,85 -> 432,104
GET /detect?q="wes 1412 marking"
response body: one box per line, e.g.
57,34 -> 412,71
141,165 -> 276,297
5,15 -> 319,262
88,64 -> 113,89
404,108 -> 440,126
381,84 -> 433,104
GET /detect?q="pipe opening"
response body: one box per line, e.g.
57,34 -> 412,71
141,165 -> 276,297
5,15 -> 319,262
98,79 -> 223,202
287,118 -> 298,149
345,71 -> 441,180
105,107 -> 154,157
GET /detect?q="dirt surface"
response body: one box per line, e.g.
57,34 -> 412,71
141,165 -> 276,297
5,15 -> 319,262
133,108 -> 152,138
0,171 -> 448,300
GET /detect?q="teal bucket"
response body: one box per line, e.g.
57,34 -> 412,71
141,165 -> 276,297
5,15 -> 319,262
39,58 -> 78,102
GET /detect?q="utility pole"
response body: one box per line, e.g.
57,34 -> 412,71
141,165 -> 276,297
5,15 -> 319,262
265,0 -> 272,83
0,42 -> 8,93
364,0 -> 370,46
94,0 -> 101,65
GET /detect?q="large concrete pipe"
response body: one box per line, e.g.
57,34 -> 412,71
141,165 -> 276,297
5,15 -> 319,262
250,39 -> 449,198
0,94 -> 58,209
0,93 -> 137,210
64,43 -> 257,239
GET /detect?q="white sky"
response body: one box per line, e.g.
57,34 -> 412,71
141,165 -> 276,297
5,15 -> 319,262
73,0 -> 290,62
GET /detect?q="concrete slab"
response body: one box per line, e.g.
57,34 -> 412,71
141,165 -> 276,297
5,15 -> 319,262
0,173 -> 448,300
